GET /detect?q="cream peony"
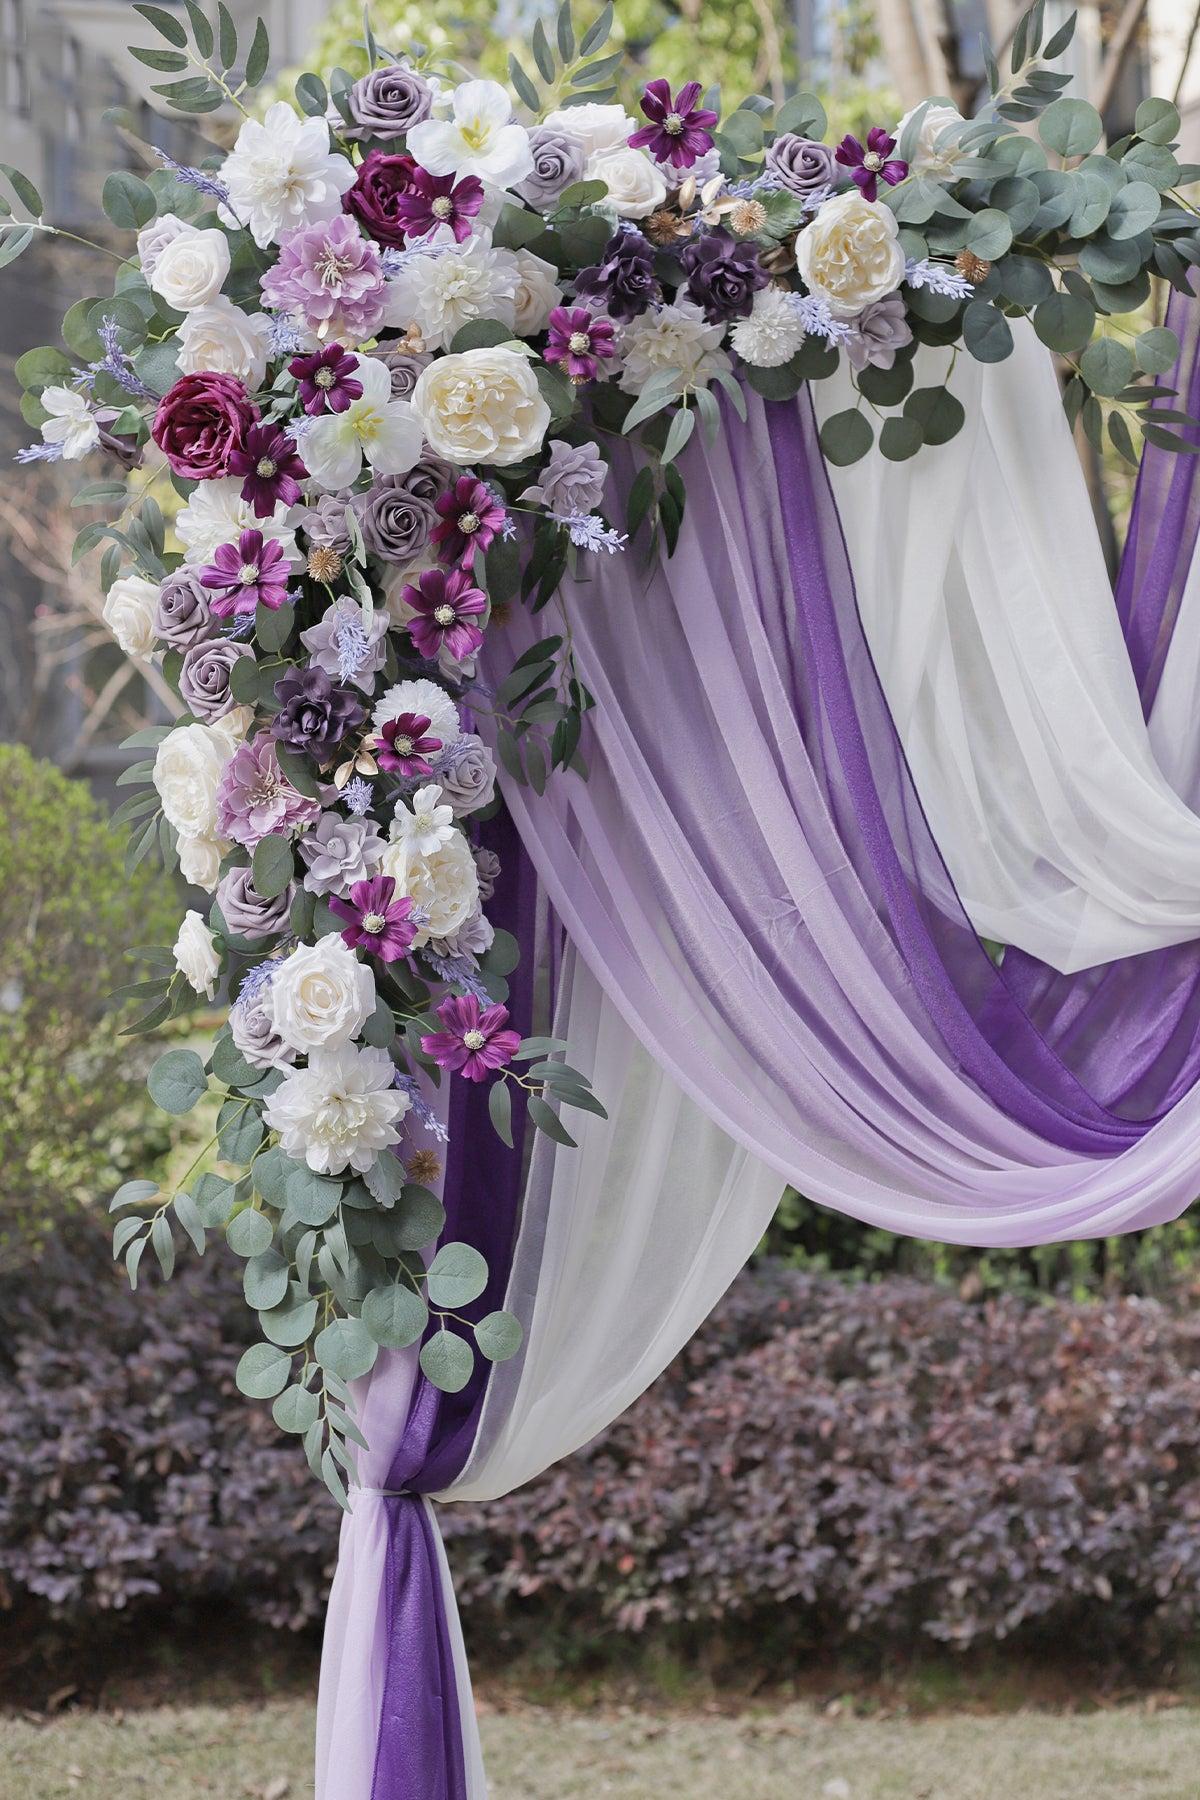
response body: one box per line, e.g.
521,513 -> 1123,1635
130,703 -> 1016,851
896,102 -> 967,180
512,248 -> 563,336
305,355 -> 424,489
102,573 -> 159,658
796,191 -> 906,319
175,478 -> 299,568
218,101 -> 357,248
380,829 -> 480,947
263,1042 -> 409,1175
586,144 -> 667,218
407,79 -> 533,190
175,298 -> 273,388
177,834 -> 224,892
543,103 -> 636,157
618,300 -> 730,398
268,936 -> 376,1054
148,225 -> 231,311
373,677 -> 462,748
39,386 -> 99,461
412,347 -> 550,467
153,717 -> 242,843
173,910 -> 221,998
385,236 -> 519,352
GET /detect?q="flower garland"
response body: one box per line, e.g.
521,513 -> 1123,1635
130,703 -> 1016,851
6,0 -> 1200,1501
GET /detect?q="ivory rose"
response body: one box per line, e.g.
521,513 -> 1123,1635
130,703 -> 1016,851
412,347 -> 550,466
796,191 -> 906,318
153,717 -> 242,844
173,910 -> 221,998
102,573 -> 159,658
585,144 -> 667,219
148,225 -> 231,311
268,936 -> 376,1054
380,829 -> 480,947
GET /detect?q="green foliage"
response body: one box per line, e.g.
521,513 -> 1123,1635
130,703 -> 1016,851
0,747 -> 177,1263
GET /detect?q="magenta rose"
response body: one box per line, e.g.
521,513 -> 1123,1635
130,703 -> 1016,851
151,371 -> 258,481
343,150 -> 418,250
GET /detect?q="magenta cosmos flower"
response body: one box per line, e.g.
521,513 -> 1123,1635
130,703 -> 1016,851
432,476 -> 507,568
329,873 -> 417,962
215,736 -> 321,850
289,344 -> 364,416
200,528 -> 292,618
421,994 -> 521,1081
544,306 -> 616,384
834,127 -> 907,202
392,166 -> 485,243
628,79 -> 718,170
260,213 -> 389,342
403,567 -> 487,663
227,421 -> 308,519
374,712 -> 443,778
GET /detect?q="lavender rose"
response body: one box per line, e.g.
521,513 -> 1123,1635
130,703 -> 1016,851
179,636 -> 255,722
521,439 -> 607,516
154,569 -> 214,650
473,846 -> 500,902
151,370 -> 257,481
353,474 -> 438,563
402,454 -> 455,505
345,66 -> 434,141
437,735 -> 497,818
218,865 -> 293,939
381,346 -> 433,401
843,293 -> 914,372
515,126 -> 587,209
231,991 -> 296,1070
765,134 -> 837,198
298,490 -> 356,555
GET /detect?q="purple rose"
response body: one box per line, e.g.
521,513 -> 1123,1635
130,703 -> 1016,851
217,864 -> 293,939
154,570 -> 214,651
437,735 -> 497,818
575,232 -> 661,323
402,454 -> 455,505
271,665 -> 366,759
843,294 -> 914,373
520,439 -> 607,517
298,490 -> 356,555
765,134 -> 837,198
515,126 -> 587,209
179,637 -> 255,722
680,230 -> 769,324
353,474 -> 438,564
151,371 -> 257,481
343,150 -> 418,249
230,990 -> 295,1070
344,65 -> 434,141
473,846 -> 500,902
381,346 -> 432,400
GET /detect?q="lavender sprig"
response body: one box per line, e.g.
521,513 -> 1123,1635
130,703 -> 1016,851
553,511 -> 628,554
905,257 -> 973,300
90,314 -> 155,400
154,148 -> 231,208
393,1071 -> 451,1143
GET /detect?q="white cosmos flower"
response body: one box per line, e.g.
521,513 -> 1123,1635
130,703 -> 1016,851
407,79 -> 534,190
263,1042 -> 409,1175
618,300 -> 731,398
304,355 -> 424,489
175,478 -> 299,567
389,784 -> 455,859
173,910 -> 221,999
373,678 -> 462,748
730,286 -> 808,369
176,298 -> 273,388
218,101 -> 357,249
385,236 -> 519,352
40,386 -> 100,460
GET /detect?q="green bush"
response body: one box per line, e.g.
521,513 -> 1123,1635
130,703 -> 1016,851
0,746 -> 178,1262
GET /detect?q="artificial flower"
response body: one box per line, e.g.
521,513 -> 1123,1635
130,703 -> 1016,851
148,224 -> 231,311
628,79 -> 718,170
391,166 -> 485,244
153,714 -> 243,846
680,230 -> 770,323
343,150 -> 418,249
136,211 -> 190,280
219,101 -> 357,248
542,103 -> 636,157
617,299 -> 731,398
178,636 -> 255,722
329,873 -> 418,961
301,595 -> 390,693
436,735 -> 497,817
177,834 -> 224,892
354,473 -> 438,564
39,386 -> 100,460
432,475 -> 507,567
412,346 -> 551,466
173,910 -> 221,999
384,235 -> 518,352
514,126 -> 587,208
380,828 -> 480,946
297,811 -> 386,896
842,293 -> 914,371
373,712 -> 443,778
407,79 -> 534,190
289,343 -> 363,415
511,247 -> 563,336
404,566 -> 487,661
230,988 -> 296,1070
421,993 -> 521,1081
175,298 -> 274,388
544,305 -> 617,382
796,190 -> 906,318
896,102 -> 968,180
227,421 -> 308,519
200,527 -> 293,618
834,127 -> 908,203
217,864 -> 293,939
263,1042 -> 409,1175
345,64 -> 435,140
271,665 -> 366,759
268,934 -> 376,1055
153,569 -> 214,651
730,285 -> 809,368
304,354 -> 423,488
175,478 -> 298,568
765,134 -> 837,198
152,371 -> 257,482
389,783 -> 456,858
520,439 -> 607,516
260,214 -> 388,343
574,232 -> 660,321
102,573 -> 159,659
215,734 -> 322,850
585,144 -> 668,219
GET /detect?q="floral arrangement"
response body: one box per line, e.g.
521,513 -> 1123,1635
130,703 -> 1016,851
5,0 -> 1199,1501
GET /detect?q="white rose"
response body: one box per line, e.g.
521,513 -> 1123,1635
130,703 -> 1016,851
512,248 -> 563,336
543,103 -> 637,158
176,297 -> 273,388
796,191 -> 906,319
896,102 -> 966,180
177,834 -> 224,892
173,909 -> 221,999
149,225 -> 231,311
102,573 -> 159,659
413,347 -> 551,467
153,719 -> 239,842
380,829 -> 480,947
586,145 -> 667,219
137,212 -> 191,280
268,936 -> 376,1054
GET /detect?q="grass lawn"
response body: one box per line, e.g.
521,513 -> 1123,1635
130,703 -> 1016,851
4,1692 -> 1200,1798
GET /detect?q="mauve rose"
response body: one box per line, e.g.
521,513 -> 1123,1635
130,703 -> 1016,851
843,293 -> 914,372
298,490 -> 355,554
344,150 -> 417,249
403,454 -> 455,505
437,735 -> 497,817
381,346 -> 432,401
514,126 -> 587,209
154,569 -> 214,650
345,66 -> 434,141
765,134 -> 837,197
473,846 -> 500,902
152,371 -> 257,481
521,439 -> 607,516
231,991 -> 296,1070
218,864 -> 293,939
354,474 -> 438,563
179,636 -> 255,722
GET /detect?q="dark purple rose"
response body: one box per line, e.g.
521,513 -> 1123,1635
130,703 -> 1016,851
152,371 -> 258,481
575,232 -> 661,322
289,344 -> 363,416
271,665 -> 365,759
343,150 -> 418,249
217,864 -> 293,939
764,134 -> 837,198
392,167 -> 484,244
628,79 -> 718,170
402,455 -> 455,505
353,474 -> 438,564
835,126 -> 907,203
514,126 -> 587,209
344,65 -> 434,140
227,420 -> 307,519
178,636 -> 255,722
680,230 -> 769,323
154,569 -> 213,650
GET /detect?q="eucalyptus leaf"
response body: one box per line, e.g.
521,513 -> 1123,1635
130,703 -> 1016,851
148,1047 -> 208,1115
314,1316 -> 379,1381
244,1247 -> 291,1311
236,1341 -> 292,1399
226,1207 -> 274,1258
474,1310 -> 524,1362
426,1241 -> 489,1308
419,1329 -> 475,1394
1039,97 -> 1102,158
819,409 -> 874,467
363,1281 -> 429,1349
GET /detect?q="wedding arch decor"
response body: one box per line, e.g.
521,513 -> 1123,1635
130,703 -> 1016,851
10,1 -> 1200,1792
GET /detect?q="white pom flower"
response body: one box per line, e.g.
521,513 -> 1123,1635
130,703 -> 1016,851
373,678 -> 462,748
148,225 -> 231,311
304,355 -> 424,489
380,829 -> 480,947
176,298 -> 273,388
102,573 -> 159,658
585,145 -> 667,219
730,286 -> 808,369
512,248 -> 563,336
263,1043 -> 409,1175
219,101 -> 357,248
175,479 -> 299,568
618,300 -> 731,399
389,784 -> 455,859
542,103 -> 637,158
153,718 -> 240,843
385,236 -> 519,352
173,910 -> 221,998
268,936 -> 376,1055
407,79 -> 534,190
412,346 -> 551,466
40,386 -> 100,461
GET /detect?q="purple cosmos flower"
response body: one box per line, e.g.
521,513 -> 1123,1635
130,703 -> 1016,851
289,344 -> 364,416
421,993 -> 522,1082
271,665 -> 366,759
228,421 -> 308,519
679,229 -> 769,324
574,232 -> 660,322
432,475 -> 508,568
329,873 -> 417,963
260,213 -> 389,341
543,305 -> 617,384
215,736 -> 322,850
628,79 -> 719,170
375,712 -> 443,778
834,127 -> 907,203
403,567 -> 487,663
391,166 -> 485,244
200,528 -> 292,618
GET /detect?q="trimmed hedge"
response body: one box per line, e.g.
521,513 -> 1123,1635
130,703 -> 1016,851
5,1239 -> 1200,1667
